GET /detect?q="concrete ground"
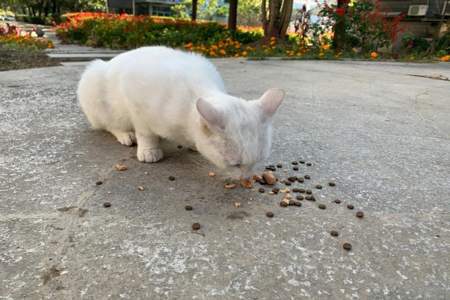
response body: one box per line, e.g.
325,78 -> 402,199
0,59 -> 449,300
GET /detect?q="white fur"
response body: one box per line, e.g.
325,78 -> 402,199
78,46 -> 284,175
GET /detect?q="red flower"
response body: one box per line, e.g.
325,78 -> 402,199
336,8 -> 346,16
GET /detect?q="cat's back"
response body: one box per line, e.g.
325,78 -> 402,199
108,46 -> 225,92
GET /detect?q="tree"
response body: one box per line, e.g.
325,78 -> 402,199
228,0 -> 237,31
261,0 -> 293,41
192,0 -> 197,21
237,0 -> 260,26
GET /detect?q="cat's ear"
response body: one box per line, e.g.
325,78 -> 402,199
196,98 -> 226,131
259,88 -> 285,119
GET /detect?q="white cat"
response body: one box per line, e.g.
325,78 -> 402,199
78,46 -> 284,176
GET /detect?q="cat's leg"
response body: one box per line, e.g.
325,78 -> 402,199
136,132 -> 164,163
111,130 -> 136,146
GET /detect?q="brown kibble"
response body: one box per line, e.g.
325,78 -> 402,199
240,178 -> 253,189
296,195 -> 304,200
292,188 -> 301,193
299,160 -> 305,164
114,163 -> 128,171
95,180 -> 103,186
297,177 -> 304,183
330,230 -> 339,237
262,171 -> 277,185
306,162 -> 312,166
234,202 -> 241,208
306,189 -> 312,194
315,184 -> 322,190
265,165 -> 276,171
305,195 -> 315,201
304,175 -> 311,180
328,181 -> 336,187
208,171 -> 216,177
138,186 -> 145,191
284,181 -> 292,186
103,202 -> 111,208
288,176 -> 297,182
272,187 -> 279,194
224,183 -> 237,189
192,223 -> 201,230
168,176 -> 176,181
291,200 -> 302,207
258,188 -> 265,193
347,204 -> 354,210
343,242 -> 352,251
185,205 -> 193,211
318,204 -> 326,209
266,211 -> 274,218
298,188 -> 306,193
280,201 -> 288,207
276,163 -> 282,168
334,199 -> 342,204
292,161 -> 298,165
356,211 -> 364,218
293,166 -> 299,171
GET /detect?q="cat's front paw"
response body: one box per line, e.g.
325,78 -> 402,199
114,132 -> 136,146
137,148 -> 164,163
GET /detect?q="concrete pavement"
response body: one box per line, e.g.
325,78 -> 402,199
0,60 -> 449,299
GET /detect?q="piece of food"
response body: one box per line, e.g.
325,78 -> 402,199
168,176 -> 176,181
224,183 -> 237,189
103,202 -> 111,208
356,211 -> 364,218
258,188 -> 265,193
330,230 -> 339,237
185,205 -> 193,211
192,223 -> 201,230
334,199 -> 341,204
315,184 -> 323,190
262,171 -> 277,185
318,204 -> 326,209
266,211 -> 274,218
95,181 -> 103,186
343,242 -> 352,251
234,202 -> 241,208
240,177 -> 253,189
347,204 -> 354,210
208,171 -> 216,177
114,163 -> 128,171
138,186 -> 145,191
329,181 -> 336,187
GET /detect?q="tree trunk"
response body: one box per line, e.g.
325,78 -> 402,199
191,0 -> 198,21
333,0 -> 345,51
228,0 -> 238,32
262,0 -> 294,42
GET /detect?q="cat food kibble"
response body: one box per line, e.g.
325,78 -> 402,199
138,186 -> 145,191
192,223 -> 201,230
347,204 -> 354,210
296,195 -> 304,200
305,195 -> 315,201
234,202 -> 241,208
299,160 -> 305,164
114,163 -> 128,171
262,171 -> 277,185
280,201 -> 289,207
293,167 -> 299,171
288,176 -> 297,182
356,211 -> 364,218
329,181 -> 336,187
103,202 -> 111,208
291,200 -> 302,207
265,165 -> 276,171
266,211 -> 274,218
330,230 -> 339,237
306,189 -> 312,194
304,175 -> 311,180
334,199 -> 342,204
258,188 -> 265,193
318,204 -> 326,209
272,187 -> 280,194
276,164 -> 282,168
306,162 -> 312,166
168,176 -> 176,181
297,177 -> 304,183
95,181 -> 103,186
185,205 -> 193,211
315,184 -> 322,190
292,161 -> 298,165
343,242 -> 352,251
284,181 -> 292,186
208,171 -> 216,177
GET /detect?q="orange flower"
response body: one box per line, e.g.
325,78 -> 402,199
370,51 -> 378,59
440,55 -> 450,62
219,49 -> 226,55
242,51 -> 248,56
